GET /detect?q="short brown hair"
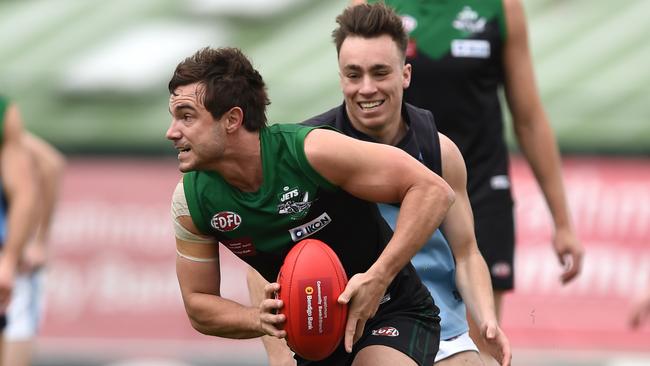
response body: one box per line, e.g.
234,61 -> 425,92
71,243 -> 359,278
168,47 -> 270,131
332,3 -> 408,59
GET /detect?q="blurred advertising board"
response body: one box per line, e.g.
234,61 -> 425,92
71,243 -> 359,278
38,156 -> 650,358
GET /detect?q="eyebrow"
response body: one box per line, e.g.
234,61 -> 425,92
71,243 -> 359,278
343,64 -> 362,72
169,103 -> 197,115
342,63 -> 391,72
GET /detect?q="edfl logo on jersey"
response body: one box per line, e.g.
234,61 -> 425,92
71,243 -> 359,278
371,326 -> 399,337
210,211 -> 242,232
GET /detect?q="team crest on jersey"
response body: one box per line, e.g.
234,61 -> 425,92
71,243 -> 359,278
400,14 -> 417,33
277,186 -> 313,220
452,6 -> 486,33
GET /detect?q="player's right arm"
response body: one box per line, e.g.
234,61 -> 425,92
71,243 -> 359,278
173,180 -> 286,339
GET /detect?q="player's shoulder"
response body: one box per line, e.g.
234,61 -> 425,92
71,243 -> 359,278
0,94 -> 8,108
266,123 -> 306,133
263,123 -> 336,147
502,0 -> 522,10
405,103 -> 434,121
438,133 -> 459,156
172,177 -> 190,211
301,105 -> 340,128
502,0 -> 526,28
0,100 -> 25,145
405,103 -> 438,142
438,132 -> 468,185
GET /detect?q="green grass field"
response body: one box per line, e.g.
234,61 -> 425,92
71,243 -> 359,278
1,0 -> 648,155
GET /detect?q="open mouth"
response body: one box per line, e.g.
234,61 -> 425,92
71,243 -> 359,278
358,100 -> 384,110
176,146 -> 191,158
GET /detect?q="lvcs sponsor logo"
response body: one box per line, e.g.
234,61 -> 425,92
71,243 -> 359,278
211,211 -> 242,232
371,327 -> 399,337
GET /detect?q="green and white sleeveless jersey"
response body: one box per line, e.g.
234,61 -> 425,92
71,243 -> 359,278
185,124 -> 418,288
379,0 -> 513,213
184,123 -> 435,319
185,124 -> 336,254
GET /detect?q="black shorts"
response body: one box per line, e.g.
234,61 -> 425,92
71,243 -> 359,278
0,314 -> 5,330
296,266 -> 441,365
474,207 -> 515,290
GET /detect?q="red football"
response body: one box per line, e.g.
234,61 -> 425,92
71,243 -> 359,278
277,238 -> 348,361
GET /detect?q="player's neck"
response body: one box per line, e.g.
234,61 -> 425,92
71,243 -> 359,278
214,130 -> 263,193
368,118 -> 407,146
385,118 -> 407,146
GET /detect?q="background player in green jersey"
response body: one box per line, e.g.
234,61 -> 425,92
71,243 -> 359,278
167,47 -> 456,365
359,0 -> 584,363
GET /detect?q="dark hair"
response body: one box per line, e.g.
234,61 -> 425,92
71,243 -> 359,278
168,47 -> 270,131
332,3 -> 408,59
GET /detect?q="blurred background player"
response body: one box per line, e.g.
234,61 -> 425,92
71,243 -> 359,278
358,0 -> 585,363
248,3 -> 511,365
0,96 -> 38,362
3,131 -> 65,366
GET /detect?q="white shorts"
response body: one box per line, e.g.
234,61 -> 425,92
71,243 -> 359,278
435,331 -> 479,362
5,269 -> 46,341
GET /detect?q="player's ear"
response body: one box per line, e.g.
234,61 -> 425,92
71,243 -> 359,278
224,106 -> 244,133
402,63 -> 412,89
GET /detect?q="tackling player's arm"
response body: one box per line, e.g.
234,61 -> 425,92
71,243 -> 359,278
247,267 -> 296,364
502,0 -> 582,284
173,181 -> 285,339
0,103 -> 37,310
438,134 -> 512,366
304,128 -> 454,351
